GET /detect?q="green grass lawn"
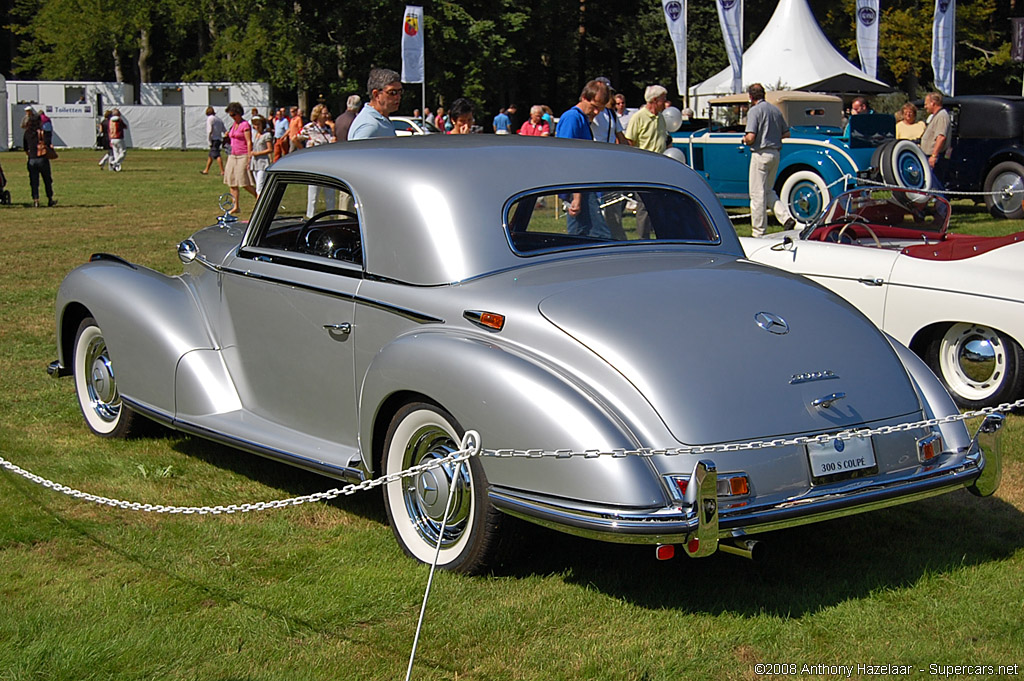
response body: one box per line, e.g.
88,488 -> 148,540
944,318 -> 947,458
1,150 -> 1022,680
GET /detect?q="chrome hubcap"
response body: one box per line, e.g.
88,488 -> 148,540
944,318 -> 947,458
993,172 -> 1024,212
85,335 -> 120,422
958,337 -> 997,383
939,323 -> 1005,401
402,426 -> 471,548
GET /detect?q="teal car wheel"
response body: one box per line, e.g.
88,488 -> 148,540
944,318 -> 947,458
779,171 -> 829,225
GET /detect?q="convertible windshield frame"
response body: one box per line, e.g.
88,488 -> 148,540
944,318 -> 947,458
503,183 -> 722,257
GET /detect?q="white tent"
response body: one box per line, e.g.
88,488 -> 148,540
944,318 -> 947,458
690,0 -> 890,115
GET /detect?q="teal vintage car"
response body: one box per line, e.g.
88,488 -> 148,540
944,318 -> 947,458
672,91 -> 933,224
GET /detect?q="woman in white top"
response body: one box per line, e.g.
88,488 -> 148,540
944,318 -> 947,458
301,104 -> 338,217
248,116 -> 274,197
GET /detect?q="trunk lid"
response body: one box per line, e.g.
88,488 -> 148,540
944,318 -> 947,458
537,256 -> 920,445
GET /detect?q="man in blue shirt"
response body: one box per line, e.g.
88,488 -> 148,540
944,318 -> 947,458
493,108 -> 511,134
555,80 -> 612,239
349,68 -> 401,140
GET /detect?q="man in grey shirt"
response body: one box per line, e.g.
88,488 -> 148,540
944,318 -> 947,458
921,91 -> 951,188
743,83 -> 794,237
348,68 -> 402,141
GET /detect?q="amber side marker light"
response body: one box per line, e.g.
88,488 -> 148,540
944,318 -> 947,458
917,433 -> 943,462
464,310 -> 505,331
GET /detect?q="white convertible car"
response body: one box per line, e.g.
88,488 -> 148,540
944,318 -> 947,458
742,187 -> 1024,409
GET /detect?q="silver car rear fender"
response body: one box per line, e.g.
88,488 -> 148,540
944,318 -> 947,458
57,260 -> 215,415
359,331 -> 671,508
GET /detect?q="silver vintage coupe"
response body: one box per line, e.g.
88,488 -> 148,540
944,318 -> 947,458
51,136 -> 1001,573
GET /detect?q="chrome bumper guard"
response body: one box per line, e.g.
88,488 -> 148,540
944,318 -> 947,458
489,416 -> 1003,551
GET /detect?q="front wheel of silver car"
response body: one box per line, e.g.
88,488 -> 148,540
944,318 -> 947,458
382,403 -> 502,574
72,317 -> 138,437
983,161 -> 1024,219
926,323 -> 1024,409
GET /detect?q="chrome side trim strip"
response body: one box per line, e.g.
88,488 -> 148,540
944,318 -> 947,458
218,266 -> 444,325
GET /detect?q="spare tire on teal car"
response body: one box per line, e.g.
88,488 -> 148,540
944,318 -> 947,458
872,140 -> 933,193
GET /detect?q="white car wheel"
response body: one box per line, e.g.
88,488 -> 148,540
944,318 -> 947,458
72,317 -> 137,437
928,323 -> 1024,408
779,171 -> 829,225
382,403 -> 501,574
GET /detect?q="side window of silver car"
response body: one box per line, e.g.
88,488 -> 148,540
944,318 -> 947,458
253,181 -> 362,265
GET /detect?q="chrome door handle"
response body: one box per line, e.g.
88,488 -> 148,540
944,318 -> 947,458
323,322 -> 352,335
857,277 -> 884,286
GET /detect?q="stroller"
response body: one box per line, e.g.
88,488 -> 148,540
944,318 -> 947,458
0,159 -> 11,205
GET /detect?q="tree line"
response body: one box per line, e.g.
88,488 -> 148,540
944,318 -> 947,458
3,0 -> 1020,118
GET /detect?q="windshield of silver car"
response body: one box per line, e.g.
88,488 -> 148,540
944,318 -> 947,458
505,187 -> 719,255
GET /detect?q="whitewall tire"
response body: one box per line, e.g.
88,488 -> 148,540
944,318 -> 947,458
779,171 -> 829,225
72,317 -> 138,437
382,403 -> 502,574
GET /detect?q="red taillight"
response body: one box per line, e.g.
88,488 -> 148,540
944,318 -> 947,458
655,544 -> 675,560
674,478 -> 689,496
687,538 -> 700,555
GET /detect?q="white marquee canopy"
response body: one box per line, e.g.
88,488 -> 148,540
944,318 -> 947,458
691,0 -> 891,113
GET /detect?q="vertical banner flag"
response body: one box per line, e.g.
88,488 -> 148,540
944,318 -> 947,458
855,0 -> 879,80
401,5 -> 424,83
663,0 -> 687,99
932,0 -> 955,95
716,0 -> 744,94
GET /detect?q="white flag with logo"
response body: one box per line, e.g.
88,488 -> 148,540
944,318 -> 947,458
401,5 -> 424,84
716,0 -> 744,94
855,0 -> 879,80
663,0 -> 687,98
932,0 -> 955,95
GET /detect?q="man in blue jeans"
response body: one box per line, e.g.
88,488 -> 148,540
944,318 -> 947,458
555,80 -> 612,239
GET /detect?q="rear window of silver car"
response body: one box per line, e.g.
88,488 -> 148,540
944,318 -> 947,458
505,187 -> 720,255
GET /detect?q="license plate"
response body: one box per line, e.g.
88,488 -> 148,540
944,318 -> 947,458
807,435 -> 876,481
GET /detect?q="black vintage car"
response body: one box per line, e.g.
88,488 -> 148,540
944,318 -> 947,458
939,95 -> 1024,219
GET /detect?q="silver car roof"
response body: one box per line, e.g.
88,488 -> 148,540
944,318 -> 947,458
267,135 -> 740,285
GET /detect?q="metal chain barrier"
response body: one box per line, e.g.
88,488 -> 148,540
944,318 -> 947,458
478,398 -> 1024,459
2,400 -> 1021,508
0,442 -> 475,514
729,170 -> 1022,223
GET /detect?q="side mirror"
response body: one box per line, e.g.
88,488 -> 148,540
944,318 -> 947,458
770,235 -> 794,252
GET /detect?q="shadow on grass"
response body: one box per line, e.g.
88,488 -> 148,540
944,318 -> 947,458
146,431 -> 1024,618
497,489 -> 1024,617
169,434 -> 387,523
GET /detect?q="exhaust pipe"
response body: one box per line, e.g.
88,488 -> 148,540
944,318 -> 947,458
716,538 -> 765,561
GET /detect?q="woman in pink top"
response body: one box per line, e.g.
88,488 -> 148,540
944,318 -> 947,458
223,102 -> 256,214
518,105 -> 550,137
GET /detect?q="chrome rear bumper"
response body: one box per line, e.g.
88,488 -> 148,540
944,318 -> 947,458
489,424 -> 1000,552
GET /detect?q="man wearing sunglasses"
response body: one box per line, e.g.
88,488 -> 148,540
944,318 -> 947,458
349,68 -> 403,140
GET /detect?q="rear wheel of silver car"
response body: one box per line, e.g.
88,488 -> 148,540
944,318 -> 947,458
779,170 -> 829,225
983,161 -> 1024,219
73,317 -> 138,437
926,323 -> 1024,409
382,403 -> 502,574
